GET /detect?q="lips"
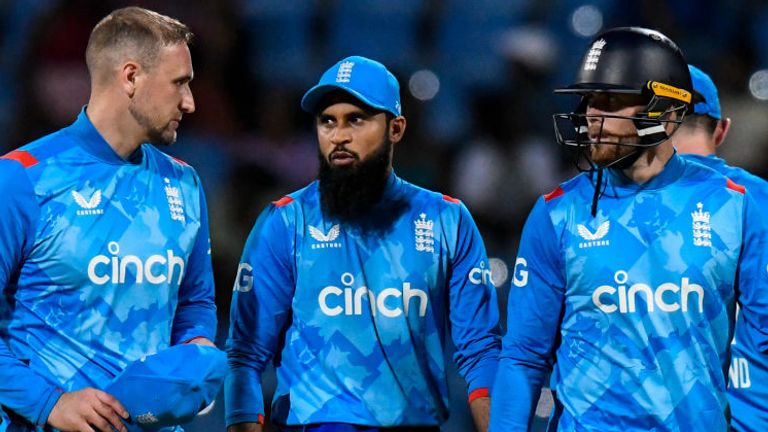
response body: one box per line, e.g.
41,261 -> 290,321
329,150 -> 357,164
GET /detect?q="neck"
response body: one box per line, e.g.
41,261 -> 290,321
620,141 -> 675,184
672,128 -> 717,156
86,91 -> 145,159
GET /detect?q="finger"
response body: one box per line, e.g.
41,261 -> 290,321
85,406 -> 116,432
75,419 -> 97,432
92,400 -> 128,432
94,390 -> 130,419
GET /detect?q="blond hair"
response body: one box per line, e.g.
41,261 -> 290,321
85,7 -> 193,84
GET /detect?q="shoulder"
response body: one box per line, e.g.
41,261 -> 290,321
146,146 -> 199,176
679,158 -> 746,196
2,128 -> 74,171
540,172 -> 591,206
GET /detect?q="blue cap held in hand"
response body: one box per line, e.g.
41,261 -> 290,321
301,56 -> 402,117
105,344 -> 227,431
688,64 -> 721,119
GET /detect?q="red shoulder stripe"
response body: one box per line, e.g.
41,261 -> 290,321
272,196 -> 294,207
171,156 -> 189,166
468,388 -> 490,403
1,150 -> 38,168
726,178 -> 746,194
544,186 -> 564,202
442,194 -> 460,204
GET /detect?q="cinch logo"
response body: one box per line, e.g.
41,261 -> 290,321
318,272 -> 428,318
468,261 -> 494,286
729,357 -> 752,389
591,270 -> 704,314
87,241 -> 185,285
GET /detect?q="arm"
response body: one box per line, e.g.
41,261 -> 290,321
225,203 -> 295,428
0,159 -> 63,426
447,203 -> 502,432
469,396 -> 491,432
734,192 -> 768,352
0,158 -> 130,432
490,198 -> 565,432
171,183 -> 217,345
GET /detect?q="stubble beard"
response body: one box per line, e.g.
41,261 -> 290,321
129,98 -> 176,146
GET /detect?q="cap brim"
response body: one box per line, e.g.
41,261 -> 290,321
301,84 -> 395,115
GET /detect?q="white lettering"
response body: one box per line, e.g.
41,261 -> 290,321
86,241 -> 186,285
729,357 -> 752,389
592,271 -> 705,314
513,257 -> 528,287
234,263 -> 253,292
319,286 -> 343,316
318,274 -> 428,318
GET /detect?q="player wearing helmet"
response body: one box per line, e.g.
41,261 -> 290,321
490,27 -> 768,431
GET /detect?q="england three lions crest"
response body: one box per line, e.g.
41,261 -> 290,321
691,202 -> 712,247
414,213 -> 435,253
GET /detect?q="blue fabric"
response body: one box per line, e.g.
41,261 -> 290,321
226,173 -> 500,427
491,154 -> 768,431
105,344 -> 226,431
301,56 -> 402,116
274,424 -> 439,432
683,154 -> 768,432
0,108 -> 217,430
689,64 -> 721,119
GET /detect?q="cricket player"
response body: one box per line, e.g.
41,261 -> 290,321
675,64 -> 768,432
491,27 -> 768,431
226,56 -> 500,432
0,7 -> 217,432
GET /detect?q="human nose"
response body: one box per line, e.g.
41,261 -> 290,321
329,123 -> 351,145
180,86 -> 195,114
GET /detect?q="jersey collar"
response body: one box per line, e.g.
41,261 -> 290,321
605,151 -> 686,191
66,107 -> 143,164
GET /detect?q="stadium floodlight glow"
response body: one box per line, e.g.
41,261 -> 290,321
570,5 -> 603,38
489,257 -> 508,288
408,69 -> 440,101
749,69 -> 768,101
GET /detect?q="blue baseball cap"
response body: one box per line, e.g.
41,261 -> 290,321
301,56 -> 402,117
105,344 -> 227,431
688,64 -> 721,119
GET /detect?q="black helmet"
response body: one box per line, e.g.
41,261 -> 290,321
556,27 -> 692,98
553,27 -> 693,169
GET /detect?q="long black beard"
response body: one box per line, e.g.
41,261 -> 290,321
318,138 -> 392,223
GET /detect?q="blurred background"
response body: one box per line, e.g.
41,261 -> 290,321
1,0 -> 767,430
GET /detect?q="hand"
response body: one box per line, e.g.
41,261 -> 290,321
47,388 -> 129,432
228,422 -> 262,432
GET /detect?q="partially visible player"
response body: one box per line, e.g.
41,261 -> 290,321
226,55 -> 500,432
0,7 -> 217,432
675,64 -> 768,432
490,27 -> 768,431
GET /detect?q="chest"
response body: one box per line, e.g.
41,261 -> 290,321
28,166 -> 200,288
560,193 -> 742,313
292,210 -> 448,320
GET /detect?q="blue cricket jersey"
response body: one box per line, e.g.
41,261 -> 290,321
683,154 -> 768,432
0,109 -> 217,430
491,154 -> 768,431
225,173 -> 500,427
